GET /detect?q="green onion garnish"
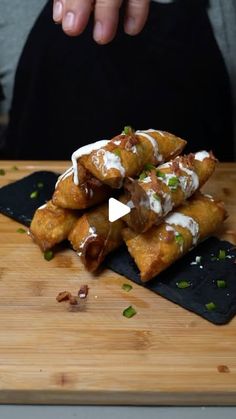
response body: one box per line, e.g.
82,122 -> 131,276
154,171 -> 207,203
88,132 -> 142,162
11,166 -> 19,171
139,172 -> 147,181
113,148 -> 121,157
156,170 -> 166,179
37,182 -> 44,188
44,250 -> 54,261
168,176 -> 179,189
144,163 -> 156,171
0,169 -> 5,176
152,193 -> 160,201
175,233 -> 184,246
217,280 -> 226,289
123,126 -> 133,135
122,283 -> 133,292
123,305 -> 137,318
205,302 -> 217,311
17,228 -> 27,234
218,249 -> 226,260
176,281 -> 191,289
30,190 -> 39,199
211,249 -> 227,261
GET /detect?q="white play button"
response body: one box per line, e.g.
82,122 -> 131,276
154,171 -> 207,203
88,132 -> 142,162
108,198 -> 131,223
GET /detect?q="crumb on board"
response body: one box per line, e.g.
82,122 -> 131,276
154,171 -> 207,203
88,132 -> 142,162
217,365 -> 230,373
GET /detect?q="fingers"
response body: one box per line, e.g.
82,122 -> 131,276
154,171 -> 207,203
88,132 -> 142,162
93,0 -> 123,44
53,0 -> 150,43
53,0 -> 93,36
124,0 -> 150,36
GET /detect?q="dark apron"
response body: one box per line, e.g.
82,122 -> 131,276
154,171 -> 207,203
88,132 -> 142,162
4,0 -> 233,160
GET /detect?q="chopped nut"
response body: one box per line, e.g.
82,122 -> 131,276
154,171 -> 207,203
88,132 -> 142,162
69,295 -> 78,305
56,291 -> 71,302
78,284 -> 89,299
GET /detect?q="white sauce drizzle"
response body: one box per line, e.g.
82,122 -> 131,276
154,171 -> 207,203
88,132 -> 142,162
37,203 -> 47,210
162,192 -> 174,215
77,227 -> 98,257
141,176 -> 152,183
194,151 -> 210,161
204,193 -> 214,201
92,149 -> 125,185
166,225 -> 175,232
135,129 -> 163,162
55,166 -> 73,189
165,212 -> 199,245
113,140 -> 121,146
178,163 -> 199,197
146,189 -> 162,214
71,140 -> 109,185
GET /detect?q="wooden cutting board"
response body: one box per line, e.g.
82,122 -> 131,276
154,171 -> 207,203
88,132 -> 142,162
0,161 -> 236,405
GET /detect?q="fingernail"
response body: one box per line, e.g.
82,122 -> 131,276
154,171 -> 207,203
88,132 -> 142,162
63,11 -> 76,30
125,17 -> 136,35
93,21 -> 103,43
53,1 -> 63,21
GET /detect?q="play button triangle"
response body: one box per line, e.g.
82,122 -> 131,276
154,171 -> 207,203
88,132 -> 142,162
108,198 -> 131,223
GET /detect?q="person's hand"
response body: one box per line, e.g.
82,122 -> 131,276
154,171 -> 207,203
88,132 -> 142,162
53,0 -> 150,44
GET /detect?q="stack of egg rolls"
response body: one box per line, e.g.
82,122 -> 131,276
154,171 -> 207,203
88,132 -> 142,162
29,127 -> 226,282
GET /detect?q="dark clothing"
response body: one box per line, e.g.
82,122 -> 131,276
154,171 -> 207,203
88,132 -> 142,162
4,0 -> 234,160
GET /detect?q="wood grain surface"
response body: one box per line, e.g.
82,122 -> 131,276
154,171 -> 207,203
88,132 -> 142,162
0,161 -> 236,405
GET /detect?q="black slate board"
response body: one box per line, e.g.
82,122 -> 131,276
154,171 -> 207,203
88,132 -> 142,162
106,240 -> 236,325
0,171 -> 236,324
0,171 -> 59,226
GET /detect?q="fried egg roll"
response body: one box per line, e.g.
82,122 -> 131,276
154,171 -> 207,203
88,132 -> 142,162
30,200 -> 79,251
79,129 -> 187,188
69,203 -> 124,272
52,163 -> 111,209
122,193 -> 227,282
124,151 -> 217,232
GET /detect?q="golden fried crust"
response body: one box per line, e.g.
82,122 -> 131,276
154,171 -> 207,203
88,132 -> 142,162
69,203 -> 124,272
79,131 -> 186,189
30,200 -> 79,251
124,152 -> 217,233
52,172 -> 111,210
122,193 -> 227,282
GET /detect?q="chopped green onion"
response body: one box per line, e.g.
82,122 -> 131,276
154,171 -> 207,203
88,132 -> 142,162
123,305 -> 137,318
144,163 -> 156,171
139,172 -> 147,181
37,182 -> 44,188
123,126 -> 133,135
17,228 -> 27,234
205,302 -> 217,311
217,280 -> 226,289
152,193 -> 160,201
156,170 -> 166,179
30,190 -> 39,199
175,233 -> 184,246
176,280 -> 191,289
0,169 -> 5,176
168,176 -> 179,189
44,250 -> 54,261
11,166 -> 19,171
211,249 -> 227,261
113,148 -> 121,157
122,283 -> 133,292
218,249 -> 226,260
